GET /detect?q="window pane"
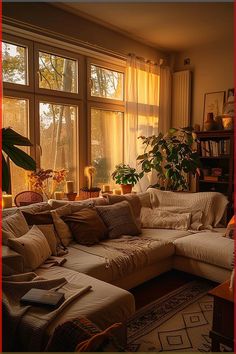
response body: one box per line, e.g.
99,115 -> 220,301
40,102 -> 78,184
2,97 -> 29,196
39,52 -> 77,93
91,108 -> 123,187
91,65 -> 124,100
2,42 -> 27,85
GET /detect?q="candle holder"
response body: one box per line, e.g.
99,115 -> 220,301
66,192 -> 77,201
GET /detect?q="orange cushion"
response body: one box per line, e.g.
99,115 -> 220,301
225,215 -> 235,239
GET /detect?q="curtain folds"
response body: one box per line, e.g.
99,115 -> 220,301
125,55 -> 163,192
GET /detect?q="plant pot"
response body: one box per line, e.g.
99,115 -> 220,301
121,184 -> 132,194
79,187 -> 101,200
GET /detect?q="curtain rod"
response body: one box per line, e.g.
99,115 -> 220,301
128,53 -> 165,66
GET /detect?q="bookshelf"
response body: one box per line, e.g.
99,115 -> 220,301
196,130 -> 234,219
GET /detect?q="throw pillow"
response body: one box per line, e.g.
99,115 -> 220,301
36,224 -> 58,255
7,225 -> 52,271
225,215 -> 235,239
51,204 -> 73,247
2,210 -> 30,245
96,201 -> 141,239
22,210 -> 53,225
141,208 -> 191,230
105,194 -> 142,226
63,208 -> 108,245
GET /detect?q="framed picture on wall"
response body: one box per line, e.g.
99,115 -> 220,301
203,91 -> 225,128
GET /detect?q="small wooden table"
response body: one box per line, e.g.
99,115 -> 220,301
209,280 -> 234,352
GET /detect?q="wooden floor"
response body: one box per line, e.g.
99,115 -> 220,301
130,270 -> 198,310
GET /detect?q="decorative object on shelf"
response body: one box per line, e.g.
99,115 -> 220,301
204,112 -> 218,131
227,88 -> 234,102
66,192 -> 77,201
221,114 -> 234,130
194,124 -> 200,131
214,116 -> 224,130
65,181 -> 74,194
113,189 -> 122,195
28,169 -> 67,200
54,191 -> 64,200
102,184 -> 111,193
2,127 -> 36,193
79,166 -> 101,199
203,91 -> 225,130
111,164 -> 141,194
211,168 -> 222,177
2,193 -> 13,208
137,127 -> 200,191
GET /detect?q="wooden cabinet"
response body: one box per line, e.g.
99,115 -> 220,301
196,130 -> 234,219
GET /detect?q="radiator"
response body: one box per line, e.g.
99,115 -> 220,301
171,70 -> 191,128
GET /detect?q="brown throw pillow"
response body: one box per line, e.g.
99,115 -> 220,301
96,201 -> 141,239
22,210 -> 53,225
63,208 -> 108,245
106,194 -> 142,226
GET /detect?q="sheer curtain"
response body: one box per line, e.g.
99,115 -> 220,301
124,55 -> 160,191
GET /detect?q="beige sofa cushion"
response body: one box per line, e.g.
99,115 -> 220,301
141,208 -> 191,230
51,204 -> 73,246
174,231 -> 234,270
35,266 -> 135,336
2,210 -> 29,245
148,189 -> 228,227
36,224 -> 58,255
8,225 -> 52,271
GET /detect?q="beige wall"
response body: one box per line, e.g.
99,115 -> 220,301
173,39 -> 234,128
3,2 -> 167,62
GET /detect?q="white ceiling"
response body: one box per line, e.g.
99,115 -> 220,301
57,2 -> 234,52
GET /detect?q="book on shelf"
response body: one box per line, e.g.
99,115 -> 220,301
203,176 -> 219,182
200,139 -> 230,157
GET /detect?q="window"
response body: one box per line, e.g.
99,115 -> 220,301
38,51 -> 78,93
2,96 -> 30,197
91,107 -> 124,186
2,42 -> 27,85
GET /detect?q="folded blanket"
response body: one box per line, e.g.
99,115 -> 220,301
3,272 -> 91,352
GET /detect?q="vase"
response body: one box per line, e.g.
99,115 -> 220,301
204,112 -> 218,131
121,184 -> 132,194
222,115 -> 233,130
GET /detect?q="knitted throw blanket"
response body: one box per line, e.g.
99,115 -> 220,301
72,236 -> 161,280
3,272 -> 91,352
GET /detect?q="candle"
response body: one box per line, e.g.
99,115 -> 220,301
103,184 -> 111,192
54,191 -> 64,200
2,194 -> 12,209
66,181 -> 74,193
113,189 -> 121,195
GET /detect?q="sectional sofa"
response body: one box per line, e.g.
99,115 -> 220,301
2,189 -> 234,351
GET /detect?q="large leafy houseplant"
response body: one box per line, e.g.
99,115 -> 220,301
137,127 -> 200,191
2,127 -> 36,192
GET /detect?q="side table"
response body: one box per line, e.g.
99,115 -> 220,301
208,280 -> 234,352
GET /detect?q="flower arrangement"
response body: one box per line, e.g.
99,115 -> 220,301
28,168 -> 68,199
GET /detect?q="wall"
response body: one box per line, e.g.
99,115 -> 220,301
3,2 -> 167,63
173,39 -> 234,128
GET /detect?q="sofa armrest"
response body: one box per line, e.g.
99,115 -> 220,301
2,245 -> 24,275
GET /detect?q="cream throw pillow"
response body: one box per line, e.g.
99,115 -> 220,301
141,208 -> 191,230
51,204 -> 73,247
2,210 -> 29,245
8,225 -> 51,271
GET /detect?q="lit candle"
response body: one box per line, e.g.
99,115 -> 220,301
2,194 -> 12,209
66,181 -> 74,193
54,191 -> 64,200
103,184 -> 111,192
113,189 -> 121,195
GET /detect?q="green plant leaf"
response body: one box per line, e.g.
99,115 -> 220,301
3,144 -> 36,171
2,127 -> 33,146
2,154 -> 10,192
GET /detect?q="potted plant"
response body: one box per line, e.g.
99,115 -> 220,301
111,163 -> 141,194
137,127 -> 200,191
2,127 -> 36,192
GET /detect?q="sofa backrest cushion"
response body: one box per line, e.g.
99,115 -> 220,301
2,202 -> 51,219
63,208 -> 108,245
148,189 -> 228,228
141,208 -> 191,230
96,201 -> 141,239
51,204 -> 74,247
2,210 -> 30,245
7,225 -> 52,271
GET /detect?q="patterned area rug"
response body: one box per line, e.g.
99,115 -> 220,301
127,280 -> 218,352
